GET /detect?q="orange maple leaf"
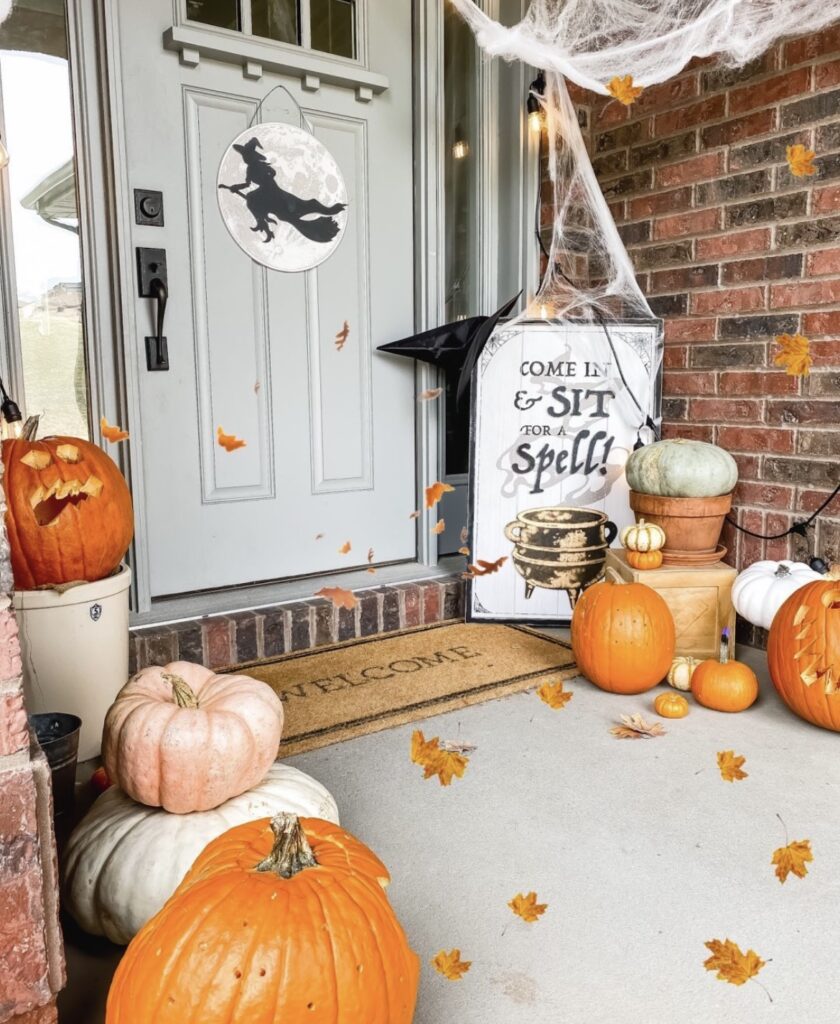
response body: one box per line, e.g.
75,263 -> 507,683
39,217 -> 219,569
335,320 -> 350,351
315,586 -> 357,610
509,892 -> 548,923
411,729 -> 469,786
464,556 -> 508,578
786,143 -> 816,177
773,333 -> 812,376
703,939 -> 765,987
217,426 -> 246,451
418,387 -> 443,402
537,680 -> 573,709
717,750 -> 748,782
338,541 -> 352,555
100,416 -> 129,443
432,949 -> 471,980
607,74 -> 644,106
425,481 -> 455,509
432,519 -> 446,535
772,838 -> 813,883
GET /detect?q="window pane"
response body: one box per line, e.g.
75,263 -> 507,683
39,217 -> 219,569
310,0 -> 355,59
0,0 -> 90,439
187,0 -> 240,31
252,0 -> 299,44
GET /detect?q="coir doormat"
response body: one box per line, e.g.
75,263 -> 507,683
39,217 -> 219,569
233,621 -> 576,757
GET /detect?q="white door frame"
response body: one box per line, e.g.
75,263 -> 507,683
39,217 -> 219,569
0,0 -> 532,616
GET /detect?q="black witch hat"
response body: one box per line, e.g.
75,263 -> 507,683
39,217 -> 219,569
378,293 -> 521,401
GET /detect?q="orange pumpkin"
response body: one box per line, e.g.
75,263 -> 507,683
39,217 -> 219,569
626,549 -> 663,570
2,421 -> 133,589
691,631 -> 758,712
767,567 -> 840,731
654,691 -> 689,718
571,573 -> 676,693
106,814 -> 420,1024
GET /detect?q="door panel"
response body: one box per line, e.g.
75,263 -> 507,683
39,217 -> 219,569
113,0 -> 415,596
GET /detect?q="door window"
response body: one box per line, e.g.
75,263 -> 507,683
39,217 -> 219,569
0,0 -> 91,439
187,0 -> 357,59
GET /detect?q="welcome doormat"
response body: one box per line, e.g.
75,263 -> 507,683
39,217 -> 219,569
233,621 -> 577,757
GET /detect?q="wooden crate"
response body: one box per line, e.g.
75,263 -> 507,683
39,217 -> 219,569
605,549 -> 736,660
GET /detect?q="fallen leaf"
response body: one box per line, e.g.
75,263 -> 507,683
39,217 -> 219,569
217,426 -> 246,452
432,949 -> 471,981
315,586 -> 357,610
411,729 -> 469,786
367,547 -> 374,563
367,567 -> 377,575
458,546 -> 471,556
338,541 -> 352,554
100,416 -> 129,443
509,892 -> 548,923
772,839 -> 813,884
607,74 -> 644,106
314,533 -> 325,540
774,332 -> 812,377
460,526 -> 469,544
610,714 -> 665,739
418,387 -> 443,402
335,320 -> 350,351
464,556 -> 508,578
409,510 -> 421,520
786,143 -> 816,177
425,481 -> 455,509
717,750 -> 748,783
432,519 -> 446,535
703,939 -> 765,987
537,680 -> 573,709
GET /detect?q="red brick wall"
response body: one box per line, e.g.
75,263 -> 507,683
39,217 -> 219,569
554,27 -> 840,578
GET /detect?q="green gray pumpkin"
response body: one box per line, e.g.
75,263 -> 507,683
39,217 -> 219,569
626,439 -> 737,498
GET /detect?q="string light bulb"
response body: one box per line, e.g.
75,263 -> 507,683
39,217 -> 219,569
0,377 -> 22,440
452,121 -> 470,160
526,70 -> 546,133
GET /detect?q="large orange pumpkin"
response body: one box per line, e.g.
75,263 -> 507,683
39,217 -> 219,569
571,574 -> 675,693
767,567 -> 840,731
2,423 -> 133,589
106,813 -> 420,1024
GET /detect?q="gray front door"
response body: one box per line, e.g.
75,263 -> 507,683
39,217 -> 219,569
113,0 -> 416,596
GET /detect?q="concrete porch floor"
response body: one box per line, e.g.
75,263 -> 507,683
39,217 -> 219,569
58,639 -> 840,1023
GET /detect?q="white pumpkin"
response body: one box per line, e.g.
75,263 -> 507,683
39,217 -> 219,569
667,656 -> 700,691
732,559 -> 823,630
62,763 -> 338,945
620,518 -> 666,553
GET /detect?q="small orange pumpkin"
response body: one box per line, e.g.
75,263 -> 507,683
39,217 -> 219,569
691,630 -> 758,712
626,549 -> 663,570
106,814 -> 419,1024
1,418 -> 133,589
654,691 -> 689,718
571,571 -> 676,694
767,566 -> 840,731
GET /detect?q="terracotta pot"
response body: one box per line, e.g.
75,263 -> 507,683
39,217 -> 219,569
629,491 -> 732,556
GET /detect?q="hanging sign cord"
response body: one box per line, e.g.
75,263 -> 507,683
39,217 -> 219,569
725,483 -> 840,540
248,84 -> 311,132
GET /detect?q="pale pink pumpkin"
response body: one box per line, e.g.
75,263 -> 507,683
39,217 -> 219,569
102,661 -> 284,813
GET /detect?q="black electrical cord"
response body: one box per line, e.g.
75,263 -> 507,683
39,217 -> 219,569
0,374 -> 21,427
726,482 -> 840,540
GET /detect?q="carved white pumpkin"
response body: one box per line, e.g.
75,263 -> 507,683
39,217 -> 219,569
732,560 -> 823,631
61,763 -> 338,945
667,656 -> 700,692
620,518 -> 666,553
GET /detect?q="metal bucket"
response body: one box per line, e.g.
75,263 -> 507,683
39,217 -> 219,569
29,712 -> 82,818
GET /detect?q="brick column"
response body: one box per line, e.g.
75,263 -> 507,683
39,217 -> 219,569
0,460 -> 65,1023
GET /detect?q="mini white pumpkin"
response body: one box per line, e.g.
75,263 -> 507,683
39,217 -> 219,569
620,518 -> 666,553
667,656 -> 700,691
61,763 -> 338,945
732,559 -> 823,631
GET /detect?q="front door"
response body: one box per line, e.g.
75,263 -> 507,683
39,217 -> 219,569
112,0 -> 416,597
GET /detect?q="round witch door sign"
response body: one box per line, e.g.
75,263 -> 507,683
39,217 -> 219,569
217,122 -> 348,273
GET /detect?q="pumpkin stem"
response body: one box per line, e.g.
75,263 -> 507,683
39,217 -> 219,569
255,813 -> 318,878
164,673 -> 200,709
21,415 -> 39,441
774,564 -> 791,578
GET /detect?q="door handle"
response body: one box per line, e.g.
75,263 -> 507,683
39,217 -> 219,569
145,277 -> 169,371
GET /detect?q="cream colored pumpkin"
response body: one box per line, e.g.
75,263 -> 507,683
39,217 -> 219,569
732,559 -> 823,631
667,655 -> 700,692
620,518 -> 666,553
61,763 -> 338,945
103,661 -> 284,813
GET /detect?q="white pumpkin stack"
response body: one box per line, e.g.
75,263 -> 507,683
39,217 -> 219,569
62,661 -> 338,945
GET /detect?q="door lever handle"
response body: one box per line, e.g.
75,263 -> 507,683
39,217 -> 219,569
145,276 -> 169,371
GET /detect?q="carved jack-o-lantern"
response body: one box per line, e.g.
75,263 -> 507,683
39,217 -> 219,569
2,422 -> 133,589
